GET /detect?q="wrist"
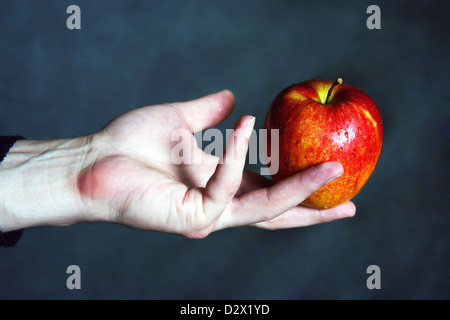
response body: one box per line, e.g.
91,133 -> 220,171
0,136 -> 99,231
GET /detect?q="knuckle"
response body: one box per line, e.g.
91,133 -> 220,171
222,178 -> 241,197
181,227 -> 212,239
296,172 -> 324,195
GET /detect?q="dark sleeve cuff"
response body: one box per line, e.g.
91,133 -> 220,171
0,230 -> 24,247
0,135 -> 25,162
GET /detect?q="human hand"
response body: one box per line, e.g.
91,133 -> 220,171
77,90 -> 356,237
0,90 -> 355,236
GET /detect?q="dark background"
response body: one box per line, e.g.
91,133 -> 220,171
0,0 -> 448,299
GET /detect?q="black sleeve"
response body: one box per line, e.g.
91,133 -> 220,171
0,136 -> 25,247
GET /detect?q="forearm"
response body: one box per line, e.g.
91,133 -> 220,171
0,137 -> 95,232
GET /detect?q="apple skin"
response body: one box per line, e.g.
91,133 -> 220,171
264,79 -> 383,209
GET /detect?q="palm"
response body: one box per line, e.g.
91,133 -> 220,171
102,103 -> 217,188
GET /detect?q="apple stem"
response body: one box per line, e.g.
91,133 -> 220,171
325,78 -> 343,104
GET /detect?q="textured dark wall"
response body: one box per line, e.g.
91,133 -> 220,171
0,0 -> 448,299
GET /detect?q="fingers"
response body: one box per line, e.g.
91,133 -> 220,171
202,116 -> 255,221
253,201 -> 356,230
171,90 -> 236,133
216,161 -> 345,229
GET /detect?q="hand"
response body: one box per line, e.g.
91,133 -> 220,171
0,90 -> 355,236
78,90 -> 355,238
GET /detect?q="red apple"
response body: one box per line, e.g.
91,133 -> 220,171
264,78 -> 383,209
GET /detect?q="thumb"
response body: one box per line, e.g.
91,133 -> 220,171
171,90 -> 235,132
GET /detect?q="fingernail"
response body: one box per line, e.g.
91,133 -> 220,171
325,173 -> 342,185
325,167 -> 344,185
245,117 -> 255,139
